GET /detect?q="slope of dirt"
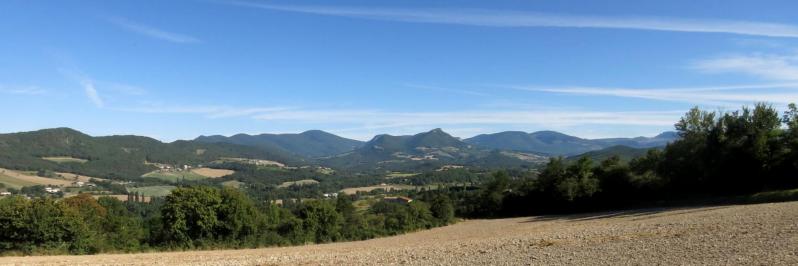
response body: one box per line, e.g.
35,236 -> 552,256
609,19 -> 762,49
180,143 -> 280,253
2,201 -> 797,265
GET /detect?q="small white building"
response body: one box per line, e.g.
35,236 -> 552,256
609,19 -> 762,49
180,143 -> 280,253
0,191 -> 11,196
45,187 -> 61,194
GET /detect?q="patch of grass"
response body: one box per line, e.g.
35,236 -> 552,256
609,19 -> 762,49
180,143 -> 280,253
127,186 -> 176,197
42,156 -> 88,164
142,170 -> 209,183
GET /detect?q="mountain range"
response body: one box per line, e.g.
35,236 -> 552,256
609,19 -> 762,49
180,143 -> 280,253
0,128 -> 677,176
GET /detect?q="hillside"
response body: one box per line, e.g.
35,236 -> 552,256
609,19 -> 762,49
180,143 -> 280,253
465,130 -> 677,156
195,130 -> 364,158
0,128 -> 296,179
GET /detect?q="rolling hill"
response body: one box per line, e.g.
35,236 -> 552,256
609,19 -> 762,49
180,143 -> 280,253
465,130 -> 677,156
566,145 -> 656,163
0,128 -> 297,180
195,130 -> 364,158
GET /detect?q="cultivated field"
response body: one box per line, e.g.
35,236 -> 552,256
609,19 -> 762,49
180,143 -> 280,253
127,185 -> 176,197
340,184 -> 417,194
3,201 -> 796,265
41,156 -> 88,164
142,171 -> 209,182
190,168 -> 234,178
55,172 -> 106,182
277,179 -> 319,188
0,168 -> 73,188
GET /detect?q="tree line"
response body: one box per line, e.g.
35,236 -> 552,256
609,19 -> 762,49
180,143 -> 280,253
453,103 -> 798,217
0,186 -> 454,255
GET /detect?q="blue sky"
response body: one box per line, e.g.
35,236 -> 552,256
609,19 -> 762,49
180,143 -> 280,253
3,0 -> 798,141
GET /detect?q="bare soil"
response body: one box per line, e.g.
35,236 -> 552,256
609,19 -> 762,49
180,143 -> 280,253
2,201 -> 797,265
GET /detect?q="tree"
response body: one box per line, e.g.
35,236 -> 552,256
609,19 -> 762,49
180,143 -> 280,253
217,187 -> 260,245
294,200 -> 342,243
429,194 -> 454,225
160,186 -> 222,246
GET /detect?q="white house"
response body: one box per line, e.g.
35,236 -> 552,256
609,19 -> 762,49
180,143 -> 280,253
45,187 -> 61,193
0,191 -> 11,196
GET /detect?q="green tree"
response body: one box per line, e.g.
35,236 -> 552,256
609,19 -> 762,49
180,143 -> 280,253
160,186 -> 222,246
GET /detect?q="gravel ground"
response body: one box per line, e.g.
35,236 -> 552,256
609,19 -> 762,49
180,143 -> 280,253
2,201 -> 797,265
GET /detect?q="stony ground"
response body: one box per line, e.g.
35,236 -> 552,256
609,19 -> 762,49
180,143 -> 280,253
3,201 -> 797,265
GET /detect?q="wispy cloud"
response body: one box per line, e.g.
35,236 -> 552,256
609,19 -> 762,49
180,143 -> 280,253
230,2 -> 798,38
692,53 -> 798,81
405,84 -> 490,97
250,108 -> 681,127
0,85 -> 47,95
107,16 -> 200,43
59,69 -> 104,108
515,83 -> 798,106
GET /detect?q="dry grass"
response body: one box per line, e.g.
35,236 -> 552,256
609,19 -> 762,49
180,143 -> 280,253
190,168 -> 234,178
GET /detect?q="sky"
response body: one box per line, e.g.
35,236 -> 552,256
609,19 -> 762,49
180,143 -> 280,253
3,0 -> 798,141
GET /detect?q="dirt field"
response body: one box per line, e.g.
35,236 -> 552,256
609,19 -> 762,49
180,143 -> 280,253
2,201 -> 796,265
190,168 -> 234,178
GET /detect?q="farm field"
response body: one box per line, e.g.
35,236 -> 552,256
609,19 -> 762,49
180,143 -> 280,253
4,201 -> 796,265
277,179 -> 319,188
340,184 -> 417,194
41,156 -> 88,164
127,186 -> 175,197
55,172 -> 106,183
190,167 -> 234,178
142,170 -> 209,183
0,168 -> 74,188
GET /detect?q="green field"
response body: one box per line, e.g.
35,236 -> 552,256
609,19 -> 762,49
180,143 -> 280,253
127,186 -> 176,197
142,170 -> 209,183
42,156 -> 88,163
222,180 -> 244,188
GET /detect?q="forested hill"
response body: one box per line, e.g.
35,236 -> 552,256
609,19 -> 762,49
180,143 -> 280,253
566,145 -> 655,163
195,130 -> 364,158
464,130 -> 677,156
0,128 -> 298,179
